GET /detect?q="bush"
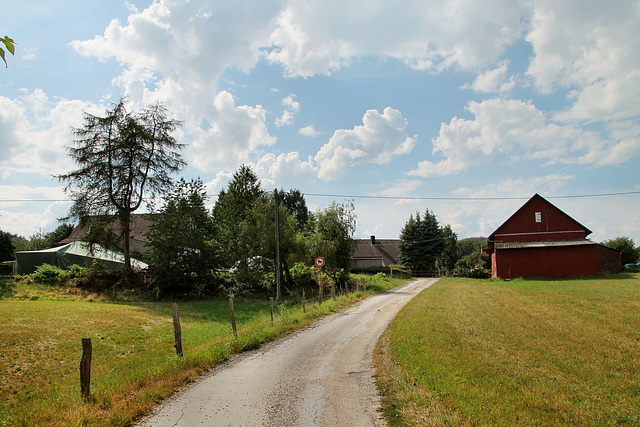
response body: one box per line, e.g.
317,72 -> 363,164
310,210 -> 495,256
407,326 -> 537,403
454,252 -> 491,278
372,272 -> 390,282
30,264 -> 72,286
290,262 -> 317,288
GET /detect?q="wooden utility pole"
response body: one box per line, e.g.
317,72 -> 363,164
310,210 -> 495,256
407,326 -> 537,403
274,189 -> 281,301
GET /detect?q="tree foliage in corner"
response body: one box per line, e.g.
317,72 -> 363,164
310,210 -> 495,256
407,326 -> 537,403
147,178 -> 218,295
398,209 -> 445,271
58,98 -> 185,275
1,36 -> 15,68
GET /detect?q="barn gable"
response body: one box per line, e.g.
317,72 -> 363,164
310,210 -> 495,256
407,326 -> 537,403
488,193 -> 591,244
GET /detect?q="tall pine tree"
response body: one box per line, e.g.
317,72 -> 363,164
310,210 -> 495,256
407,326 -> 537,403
398,209 -> 445,270
212,165 -> 266,267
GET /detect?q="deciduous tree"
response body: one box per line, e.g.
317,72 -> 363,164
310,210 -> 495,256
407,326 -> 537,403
308,201 -> 357,291
604,236 -> 639,265
435,224 -> 459,276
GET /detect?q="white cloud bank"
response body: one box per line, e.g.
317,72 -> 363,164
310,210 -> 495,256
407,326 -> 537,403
409,97 -> 637,178
64,0 -> 639,183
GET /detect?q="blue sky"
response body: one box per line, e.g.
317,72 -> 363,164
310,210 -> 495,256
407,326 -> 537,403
1,0 -> 639,245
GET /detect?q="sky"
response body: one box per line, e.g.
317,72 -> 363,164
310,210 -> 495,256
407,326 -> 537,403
1,0 -> 639,245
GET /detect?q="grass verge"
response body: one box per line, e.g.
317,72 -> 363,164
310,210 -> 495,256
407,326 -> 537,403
0,275 -> 403,426
374,274 -> 640,426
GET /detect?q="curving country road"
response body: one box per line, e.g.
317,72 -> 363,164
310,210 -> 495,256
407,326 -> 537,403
138,278 -> 437,427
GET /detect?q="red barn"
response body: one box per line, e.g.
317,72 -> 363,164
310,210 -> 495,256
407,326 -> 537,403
487,194 -> 622,279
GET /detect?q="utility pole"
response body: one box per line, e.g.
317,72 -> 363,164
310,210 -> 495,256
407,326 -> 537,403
274,189 -> 281,301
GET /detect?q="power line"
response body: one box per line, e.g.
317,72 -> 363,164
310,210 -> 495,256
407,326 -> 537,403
1,190 -> 639,203
302,190 -> 640,201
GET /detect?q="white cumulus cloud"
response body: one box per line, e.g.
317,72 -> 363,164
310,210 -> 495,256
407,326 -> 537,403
464,61 -> 516,94
299,125 -> 320,136
315,107 -> 416,180
275,94 -> 300,127
189,91 -> 276,171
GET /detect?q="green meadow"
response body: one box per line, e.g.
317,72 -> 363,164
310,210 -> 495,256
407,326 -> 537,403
375,274 -> 640,426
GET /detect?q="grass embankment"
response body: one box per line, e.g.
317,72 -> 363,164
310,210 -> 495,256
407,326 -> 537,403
0,275 -> 403,426
374,274 -> 640,426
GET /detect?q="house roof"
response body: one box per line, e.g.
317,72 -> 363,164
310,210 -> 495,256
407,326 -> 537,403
489,193 -> 592,242
353,237 -> 400,266
60,214 -> 153,255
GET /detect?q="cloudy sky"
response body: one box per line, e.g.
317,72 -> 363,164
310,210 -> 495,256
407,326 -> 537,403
1,0 -> 639,244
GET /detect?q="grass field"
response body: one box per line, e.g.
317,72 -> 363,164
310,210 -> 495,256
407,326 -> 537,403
0,275 -> 402,426
374,274 -> 640,426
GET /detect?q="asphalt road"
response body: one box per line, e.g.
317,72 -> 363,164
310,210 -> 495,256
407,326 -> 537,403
137,278 -> 438,426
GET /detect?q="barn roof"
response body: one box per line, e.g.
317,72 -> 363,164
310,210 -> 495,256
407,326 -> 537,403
489,193 -> 592,241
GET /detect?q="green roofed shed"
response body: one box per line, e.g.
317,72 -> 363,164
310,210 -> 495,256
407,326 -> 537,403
12,241 -> 148,275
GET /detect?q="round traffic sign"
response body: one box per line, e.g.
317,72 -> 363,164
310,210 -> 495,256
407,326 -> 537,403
315,257 -> 325,267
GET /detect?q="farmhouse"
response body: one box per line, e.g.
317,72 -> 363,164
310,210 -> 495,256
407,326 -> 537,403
60,214 -> 153,257
351,236 -> 400,269
487,194 -> 622,280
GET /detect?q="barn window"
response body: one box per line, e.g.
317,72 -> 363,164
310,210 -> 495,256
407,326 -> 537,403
535,212 -> 542,222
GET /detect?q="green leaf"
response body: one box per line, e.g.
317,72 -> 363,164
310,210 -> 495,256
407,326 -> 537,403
2,36 -> 15,55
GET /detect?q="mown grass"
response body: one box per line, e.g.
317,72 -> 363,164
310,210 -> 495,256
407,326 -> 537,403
374,274 -> 640,426
0,275 -> 403,426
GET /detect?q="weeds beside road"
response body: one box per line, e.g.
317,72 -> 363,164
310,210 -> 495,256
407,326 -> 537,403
374,274 -> 640,426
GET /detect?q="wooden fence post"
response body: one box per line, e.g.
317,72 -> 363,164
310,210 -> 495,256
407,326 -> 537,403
229,297 -> 238,338
302,289 -> 306,313
172,303 -> 183,358
80,338 -> 92,400
270,297 -> 274,324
